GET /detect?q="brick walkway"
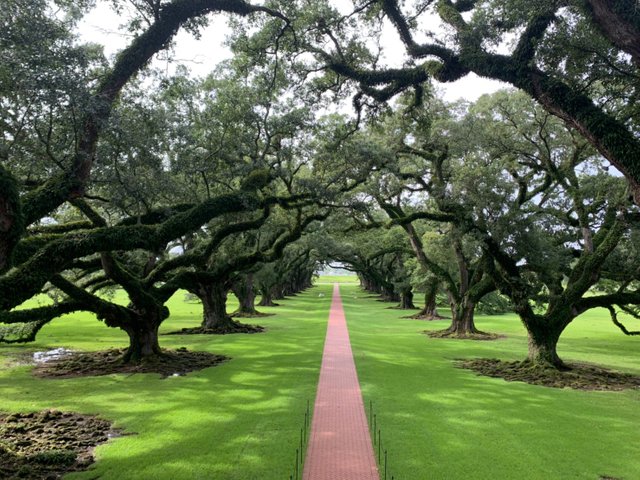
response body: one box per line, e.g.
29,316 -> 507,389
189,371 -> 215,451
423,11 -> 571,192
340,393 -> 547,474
302,284 -> 379,480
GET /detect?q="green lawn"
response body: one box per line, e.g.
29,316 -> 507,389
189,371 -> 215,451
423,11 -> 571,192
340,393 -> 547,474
2,282 -> 639,479
316,274 -> 359,284
0,286 -> 332,480
342,283 -> 640,480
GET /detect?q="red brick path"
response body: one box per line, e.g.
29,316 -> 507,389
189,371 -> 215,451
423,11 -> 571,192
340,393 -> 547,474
302,284 -> 379,480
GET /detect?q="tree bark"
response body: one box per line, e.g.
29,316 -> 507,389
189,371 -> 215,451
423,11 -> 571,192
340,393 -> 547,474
440,296 -> 481,336
411,284 -> 444,319
380,285 -> 400,302
258,286 -> 279,307
120,306 -> 168,363
584,0 -> 640,67
0,166 -> 23,272
398,288 -> 416,309
232,274 -> 261,316
522,317 -> 568,369
122,322 -> 161,363
198,282 -> 235,330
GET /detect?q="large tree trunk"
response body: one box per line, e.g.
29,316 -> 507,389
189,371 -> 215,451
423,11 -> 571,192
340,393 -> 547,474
198,282 -> 235,330
258,286 -> 279,307
397,288 -> 416,309
585,0 -> 640,67
411,284 -> 444,319
189,281 -> 263,334
522,316 -> 569,369
121,307 -> 167,363
436,295 -> 482,336
0,166 -> 23,273
123,323 -> 161,363
380,285 -> 400,302
232,274 -> 261,316
273,284 -> 285,300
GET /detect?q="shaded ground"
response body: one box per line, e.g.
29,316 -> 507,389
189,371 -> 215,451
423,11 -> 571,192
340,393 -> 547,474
0,410 -> 116,480
33,348 -> 227,379
427,330 -> 503,340
167,321 -> 264,335
404,313 -> 448,320
458,358 -> 640,391
231,312 -> 274,318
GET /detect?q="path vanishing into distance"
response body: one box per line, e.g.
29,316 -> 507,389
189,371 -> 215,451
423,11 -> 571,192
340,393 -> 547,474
303,284 -> 379,480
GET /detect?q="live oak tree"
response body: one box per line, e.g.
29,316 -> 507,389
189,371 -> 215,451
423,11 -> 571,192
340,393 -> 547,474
291,0 -> 640,204
0,0 -> 289,306
341,100 -> 495,335
445,91 -> 640,368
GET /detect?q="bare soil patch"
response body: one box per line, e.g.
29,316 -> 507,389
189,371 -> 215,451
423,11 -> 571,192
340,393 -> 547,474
427,330 -> 503,340
33,348 -> 227,379
458,358 -> 640,391
0,410 -> 116,480
231,311 -> 274,318
404,313 -> 448,320
168,321 -> 264,335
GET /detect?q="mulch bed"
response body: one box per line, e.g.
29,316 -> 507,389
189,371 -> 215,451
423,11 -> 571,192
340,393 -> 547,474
0,410 -> 116,480
231,311 -> 274,318
457,358 -> 640,391
404,314 -> 448,320
426,330 -> 504,340
33,348 -> 227,379
167,321 -> 264,335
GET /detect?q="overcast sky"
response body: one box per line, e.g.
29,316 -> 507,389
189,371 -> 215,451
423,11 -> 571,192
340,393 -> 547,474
78,3 -> 507,102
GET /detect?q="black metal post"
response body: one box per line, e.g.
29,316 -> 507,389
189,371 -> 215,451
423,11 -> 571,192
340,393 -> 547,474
384,449 -> 388,480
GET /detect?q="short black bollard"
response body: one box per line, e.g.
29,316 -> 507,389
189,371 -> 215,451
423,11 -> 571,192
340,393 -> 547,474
378,429 -> 381,463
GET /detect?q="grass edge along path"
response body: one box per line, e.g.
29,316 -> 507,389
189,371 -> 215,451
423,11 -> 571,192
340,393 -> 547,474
342,283 -> 640,480
303,284 -> 379,480
0,286 -> 332,480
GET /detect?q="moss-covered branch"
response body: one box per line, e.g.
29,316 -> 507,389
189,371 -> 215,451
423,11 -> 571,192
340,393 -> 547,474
0,191 -> 265,310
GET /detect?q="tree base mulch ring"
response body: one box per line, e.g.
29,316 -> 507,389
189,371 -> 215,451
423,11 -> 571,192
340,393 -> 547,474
167,321 -> 264,335
426,330 -> 503,340
231,311 -> 274,318
0,410 -> 118,480
457,358 -> 640,391
33,348 -> 228,379
404,313 -> 448,320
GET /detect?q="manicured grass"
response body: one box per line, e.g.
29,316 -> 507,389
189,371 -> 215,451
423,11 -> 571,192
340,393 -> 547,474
342,283 -> 640,480
3,282 -> 639,479
0,287 -> 332,479
316,274 -> 359,284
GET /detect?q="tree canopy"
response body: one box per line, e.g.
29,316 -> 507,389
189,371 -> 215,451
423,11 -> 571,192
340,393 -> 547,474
1,0 -> 639,371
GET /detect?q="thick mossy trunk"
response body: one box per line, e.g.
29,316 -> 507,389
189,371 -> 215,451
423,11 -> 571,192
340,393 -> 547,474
123,324 -> 161,363
191,282 -> 262,334
397,289 -> 416,309
523,317 -> 568,369
258,286 -> 279,307
411,288 -> 444,319
0,166 -> 23,273
198,282 -> 234,330
272,284 -> 285,301
121,308 -> 167,363
434,297 -> 486,337
380,285 -> 400,302
232,274 -> 261,316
